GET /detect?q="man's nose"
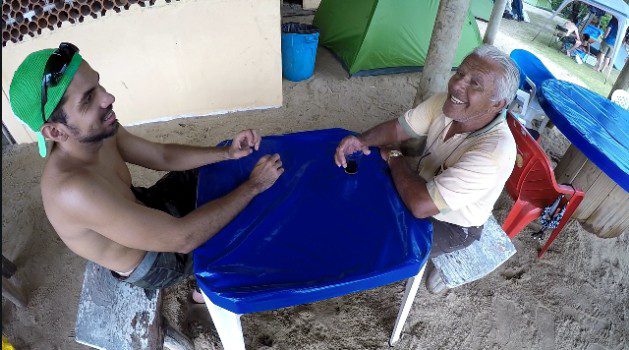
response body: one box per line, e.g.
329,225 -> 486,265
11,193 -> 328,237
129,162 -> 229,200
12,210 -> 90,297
101,90 -> 115,108
451,76 -> 468,93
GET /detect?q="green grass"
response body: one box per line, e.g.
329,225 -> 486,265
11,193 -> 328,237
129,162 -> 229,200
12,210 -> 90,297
501,11 -> 619,97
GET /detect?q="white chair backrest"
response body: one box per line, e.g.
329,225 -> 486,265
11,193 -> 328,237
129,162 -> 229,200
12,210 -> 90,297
611,89 -> 629,110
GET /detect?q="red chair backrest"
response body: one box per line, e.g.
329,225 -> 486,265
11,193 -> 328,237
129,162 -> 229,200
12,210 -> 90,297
505,113 -> 561,205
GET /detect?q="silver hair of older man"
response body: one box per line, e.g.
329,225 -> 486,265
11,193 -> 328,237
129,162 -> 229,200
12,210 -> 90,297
469,44 -> 520,105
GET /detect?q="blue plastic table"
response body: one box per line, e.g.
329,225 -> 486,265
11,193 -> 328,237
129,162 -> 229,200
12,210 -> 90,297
537,80 -> 629,237
193,128 -> 432,348
538,80 -> 628,191
193,128 -> 432,315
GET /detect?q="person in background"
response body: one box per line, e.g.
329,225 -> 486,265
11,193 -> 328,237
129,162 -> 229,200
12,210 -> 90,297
565,33 -> 594,58
596,15 -> 619,72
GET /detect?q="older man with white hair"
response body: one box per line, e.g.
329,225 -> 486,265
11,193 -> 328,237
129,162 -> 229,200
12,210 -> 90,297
334,44 -> 520,292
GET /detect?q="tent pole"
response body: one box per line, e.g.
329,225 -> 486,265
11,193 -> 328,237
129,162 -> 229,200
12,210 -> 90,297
533,0 -> 570,42
414,0 -> 472,106
578,12 -> 594,33
483,0 -> 508,45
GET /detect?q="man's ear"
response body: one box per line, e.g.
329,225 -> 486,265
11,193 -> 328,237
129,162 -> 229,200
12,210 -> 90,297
41,123 -> 69,142
492,99 -> 507,112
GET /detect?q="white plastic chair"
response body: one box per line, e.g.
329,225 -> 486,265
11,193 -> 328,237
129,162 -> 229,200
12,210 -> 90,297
611,89 -> 629,110
508,87 -> 549,133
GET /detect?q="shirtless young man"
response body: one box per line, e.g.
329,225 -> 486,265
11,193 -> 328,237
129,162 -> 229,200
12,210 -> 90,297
9,43 -> 284,295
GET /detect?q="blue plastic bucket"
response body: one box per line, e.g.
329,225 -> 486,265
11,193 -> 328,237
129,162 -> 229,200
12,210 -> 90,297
281,23 -> 319,82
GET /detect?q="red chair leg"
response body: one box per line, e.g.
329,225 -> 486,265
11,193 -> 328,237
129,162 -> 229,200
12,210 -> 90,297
503,200 -> 541,238
538,195 -> 584,258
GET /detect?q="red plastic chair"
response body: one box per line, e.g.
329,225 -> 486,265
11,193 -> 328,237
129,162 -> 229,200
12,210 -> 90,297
503,113 -> 584,258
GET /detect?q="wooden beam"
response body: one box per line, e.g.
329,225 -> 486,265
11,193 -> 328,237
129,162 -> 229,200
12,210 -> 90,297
2,255 -> 17,278
608,57 -> 629,99
2,276 -> 27,307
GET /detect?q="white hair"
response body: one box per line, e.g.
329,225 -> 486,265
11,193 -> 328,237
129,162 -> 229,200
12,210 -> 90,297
469,44 -> 520,105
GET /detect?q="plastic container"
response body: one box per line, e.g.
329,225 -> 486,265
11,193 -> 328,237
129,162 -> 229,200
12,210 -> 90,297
281,22 -> 319,82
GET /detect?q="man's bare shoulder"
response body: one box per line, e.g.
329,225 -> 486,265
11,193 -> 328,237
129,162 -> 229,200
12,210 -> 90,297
41,158 -> 127,223
42,165 -> 103,219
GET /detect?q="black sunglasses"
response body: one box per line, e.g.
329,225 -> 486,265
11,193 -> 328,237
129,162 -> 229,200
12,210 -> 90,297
41,42 -> 79,123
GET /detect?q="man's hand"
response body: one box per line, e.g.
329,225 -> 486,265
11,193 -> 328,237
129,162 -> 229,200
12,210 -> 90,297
228,129 -> 261,160
248,154 -> 283,194
334,136 -> 371,168
379,146 -> 392,162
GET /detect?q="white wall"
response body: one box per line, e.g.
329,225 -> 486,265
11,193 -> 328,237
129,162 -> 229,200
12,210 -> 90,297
1,0 -> 282,144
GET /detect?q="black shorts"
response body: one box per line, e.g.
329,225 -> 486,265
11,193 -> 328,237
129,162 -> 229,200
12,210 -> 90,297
429,218 -> 483,258
112,169 -> 199,290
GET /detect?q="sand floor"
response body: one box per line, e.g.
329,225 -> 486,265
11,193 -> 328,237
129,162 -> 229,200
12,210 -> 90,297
2,6 -> 628,350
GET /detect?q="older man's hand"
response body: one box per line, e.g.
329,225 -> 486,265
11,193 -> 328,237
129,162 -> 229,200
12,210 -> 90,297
334,135 -> 371,168
227,129 -> 261,160
379,146 -> 392,163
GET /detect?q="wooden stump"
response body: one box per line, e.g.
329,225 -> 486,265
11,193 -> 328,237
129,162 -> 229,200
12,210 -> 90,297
554,145 -> 629,238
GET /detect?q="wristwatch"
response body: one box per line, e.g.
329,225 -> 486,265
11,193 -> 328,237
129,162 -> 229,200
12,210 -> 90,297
387,149 -> 403,163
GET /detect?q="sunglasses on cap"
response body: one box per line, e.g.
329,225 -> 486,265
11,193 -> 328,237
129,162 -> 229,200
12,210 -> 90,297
41,42 -> 79,123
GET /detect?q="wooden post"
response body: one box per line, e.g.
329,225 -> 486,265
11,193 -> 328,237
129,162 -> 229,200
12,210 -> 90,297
2,255 -> 17,278
608,59 -> 629,99
414,0 -> 472,106
2,255 -> 27,307
483,0 -> 508,45
2,277 -> 28,307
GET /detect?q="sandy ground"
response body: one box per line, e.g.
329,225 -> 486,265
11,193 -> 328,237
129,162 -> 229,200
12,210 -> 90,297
2,6 -> 628,350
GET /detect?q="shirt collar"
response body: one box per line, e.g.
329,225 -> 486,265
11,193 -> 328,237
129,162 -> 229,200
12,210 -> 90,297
469,109 -> 507,137
442,109 -> 507,138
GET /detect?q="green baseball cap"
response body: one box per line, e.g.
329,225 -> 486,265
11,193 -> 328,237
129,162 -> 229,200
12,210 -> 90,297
9,47 -> 83,157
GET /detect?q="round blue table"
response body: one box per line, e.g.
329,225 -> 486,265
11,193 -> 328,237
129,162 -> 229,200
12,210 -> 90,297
538,79 -> 629,237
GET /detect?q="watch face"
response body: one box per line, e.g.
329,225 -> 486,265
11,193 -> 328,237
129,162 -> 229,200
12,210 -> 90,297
389,150 -> 402,158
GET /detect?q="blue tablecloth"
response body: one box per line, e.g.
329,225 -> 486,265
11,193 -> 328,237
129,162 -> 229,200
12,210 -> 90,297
538,80 -> 629,191
193,128 -> 432,314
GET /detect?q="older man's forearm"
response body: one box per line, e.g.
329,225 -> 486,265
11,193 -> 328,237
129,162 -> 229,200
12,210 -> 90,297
359,119 -> 410,147
388,157 -> 439,218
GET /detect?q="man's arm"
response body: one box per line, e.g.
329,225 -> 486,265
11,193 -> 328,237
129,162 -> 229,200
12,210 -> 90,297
334,93 -> 444,167
58,155 -> 282,254
384,151 -> 439,218
116,127 -> 261,171
334,120 -> 411,168
360,119 -> 412,147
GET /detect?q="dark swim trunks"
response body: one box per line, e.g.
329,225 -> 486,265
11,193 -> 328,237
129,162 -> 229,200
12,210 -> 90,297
111,169 -> 199,290
429,218 -> 484,259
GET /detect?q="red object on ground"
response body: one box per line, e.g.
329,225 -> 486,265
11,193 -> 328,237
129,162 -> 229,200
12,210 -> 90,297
503,113 -> 585,258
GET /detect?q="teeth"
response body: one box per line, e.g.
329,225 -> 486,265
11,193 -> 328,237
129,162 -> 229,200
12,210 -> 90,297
450,96 -> 465,104
104,110 -> 113,120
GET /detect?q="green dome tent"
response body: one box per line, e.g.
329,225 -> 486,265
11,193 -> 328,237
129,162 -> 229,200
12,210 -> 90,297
312,0 -> 483,76
471,0 -> 495,21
